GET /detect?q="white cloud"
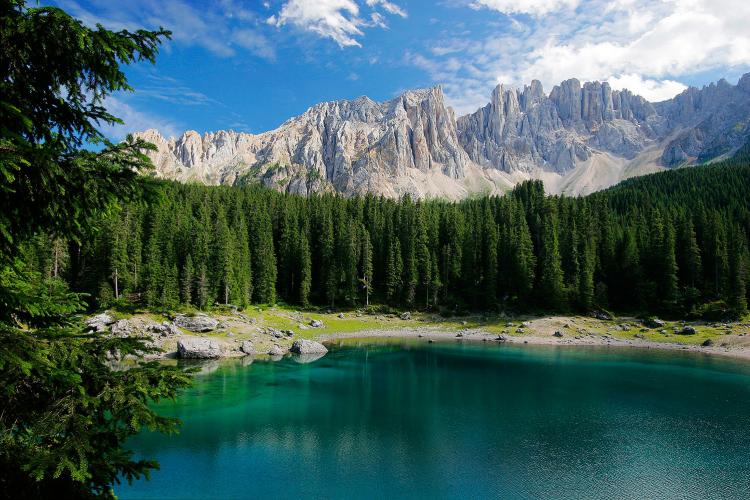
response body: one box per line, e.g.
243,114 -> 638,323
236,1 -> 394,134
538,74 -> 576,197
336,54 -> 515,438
412,0 -> 750,114
367,0 -> 407,18
270,0 -> 406,47
606,74 -> 686,102
472,0 -> 579,16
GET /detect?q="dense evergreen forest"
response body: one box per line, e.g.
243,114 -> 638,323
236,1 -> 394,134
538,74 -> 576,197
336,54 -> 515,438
22,158 -> 750,319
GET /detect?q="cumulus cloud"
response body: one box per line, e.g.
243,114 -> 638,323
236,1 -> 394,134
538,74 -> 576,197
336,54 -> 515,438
606,74 -> 687,102
269,0 -> 406,47
413,0 -> 750,114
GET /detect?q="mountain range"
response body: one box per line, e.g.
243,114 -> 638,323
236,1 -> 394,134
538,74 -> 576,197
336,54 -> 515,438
136,73 -> 750,198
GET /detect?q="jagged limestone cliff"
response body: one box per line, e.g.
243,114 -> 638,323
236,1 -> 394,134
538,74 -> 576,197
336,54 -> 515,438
137,74 -> 750,198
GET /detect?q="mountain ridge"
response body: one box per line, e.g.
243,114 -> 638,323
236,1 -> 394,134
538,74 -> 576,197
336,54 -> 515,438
136,73 -> 750,198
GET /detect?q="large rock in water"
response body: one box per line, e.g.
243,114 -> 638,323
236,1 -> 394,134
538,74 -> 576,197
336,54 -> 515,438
174,314 -> 219,332
177,337 -> 222,359
290,339 -> 328,355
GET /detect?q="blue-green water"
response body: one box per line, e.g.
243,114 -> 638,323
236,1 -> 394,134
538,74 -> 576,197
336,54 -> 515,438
118,342 -> 750,499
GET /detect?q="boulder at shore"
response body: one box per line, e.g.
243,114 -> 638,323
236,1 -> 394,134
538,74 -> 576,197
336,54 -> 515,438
290,339 -> 328,355
239,340 -> 255,355
174,314 -> 219,332
268,345 -> 285,356
177,337 -> 222,359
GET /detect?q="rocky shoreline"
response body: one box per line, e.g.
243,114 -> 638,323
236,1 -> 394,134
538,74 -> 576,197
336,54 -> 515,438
87,311 -> 328,362
317,327 -> 750,361
88,310 -> 750,364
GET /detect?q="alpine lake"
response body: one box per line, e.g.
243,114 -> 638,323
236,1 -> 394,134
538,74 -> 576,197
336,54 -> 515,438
117,339 -> 750,499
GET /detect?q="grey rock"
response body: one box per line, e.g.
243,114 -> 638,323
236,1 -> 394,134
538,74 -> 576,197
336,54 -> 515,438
644,318 -> 666,329
553,331 -> 564,338
702,338 -> 714,347
110,319 -> 134,337
174,314 -> 219,332
239,340 -> 255,355
268,328 -> 284,338
86,312 -> 115,332
268,345 -> 285,356
177,337 -> 222,359
338,313 -> 345,319
290,339 -> 328,355
680,326 -> 697,335
310,319 -> 324,328
400,312 -> 411,320
592,311 -> 613,321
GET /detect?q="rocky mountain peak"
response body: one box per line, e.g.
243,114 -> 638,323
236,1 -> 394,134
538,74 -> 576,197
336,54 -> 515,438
137,73 -> 750,198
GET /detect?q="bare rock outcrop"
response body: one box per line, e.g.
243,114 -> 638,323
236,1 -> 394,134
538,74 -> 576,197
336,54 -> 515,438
136,73 -> 750,198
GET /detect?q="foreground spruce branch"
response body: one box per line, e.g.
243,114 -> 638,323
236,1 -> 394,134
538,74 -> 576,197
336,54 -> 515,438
0,2 -> 192,498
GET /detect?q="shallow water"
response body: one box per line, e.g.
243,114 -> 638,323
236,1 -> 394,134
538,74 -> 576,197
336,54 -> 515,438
117,341 -> 750,499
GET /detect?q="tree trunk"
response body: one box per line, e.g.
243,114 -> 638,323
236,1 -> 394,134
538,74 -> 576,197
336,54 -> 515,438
114,267 -> 119,299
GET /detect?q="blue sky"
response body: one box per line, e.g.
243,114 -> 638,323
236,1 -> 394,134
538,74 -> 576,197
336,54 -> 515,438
49,0 -> 750,139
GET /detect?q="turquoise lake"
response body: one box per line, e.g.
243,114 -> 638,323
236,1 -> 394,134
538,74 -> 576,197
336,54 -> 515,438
117,341 -> 750,499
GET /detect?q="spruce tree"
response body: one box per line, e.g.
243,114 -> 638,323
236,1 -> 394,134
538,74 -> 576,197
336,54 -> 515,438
385,237 -> 403,304
360,227 -> 374,307
250,208 -> 277,304
481,201 -> 498,307
536,203 -> 565,310
299,231 -> 312,307
727,225 -> 748,318
181,254 -> 194,305
0,3 -> 191,496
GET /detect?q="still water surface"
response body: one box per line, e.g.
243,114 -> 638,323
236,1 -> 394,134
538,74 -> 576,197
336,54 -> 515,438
118,341 -> 750,499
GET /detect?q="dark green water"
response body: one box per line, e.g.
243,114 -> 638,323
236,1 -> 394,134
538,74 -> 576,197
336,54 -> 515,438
117,341 -> 750,499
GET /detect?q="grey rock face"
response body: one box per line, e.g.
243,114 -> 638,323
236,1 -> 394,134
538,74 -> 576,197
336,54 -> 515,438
174,314 -> 219,332
177,337 -> 222,359
137,74 -> 750,198
457,79 -> 663,174
290,339 -> 328,355
136,87 -> 488,200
